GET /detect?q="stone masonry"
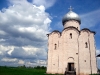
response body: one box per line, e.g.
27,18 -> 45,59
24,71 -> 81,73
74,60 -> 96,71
46,9 -> 97,75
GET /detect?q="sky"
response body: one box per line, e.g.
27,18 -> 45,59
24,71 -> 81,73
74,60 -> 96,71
0,0 -> 100,69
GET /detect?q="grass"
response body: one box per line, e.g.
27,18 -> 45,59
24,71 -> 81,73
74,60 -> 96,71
90,74 -> 100,75
0,66 -> 45,75
0,66 -> 99,75
0,66 -> 63,75
90,74 -> 99,75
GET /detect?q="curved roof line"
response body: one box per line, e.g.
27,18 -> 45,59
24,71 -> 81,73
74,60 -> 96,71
52,30 -> 61,33
47,30 -> 61,37
81,28 -> 96,35
51,30 -> 61,34
62,26 -> 80,34
96,54 -> 100,57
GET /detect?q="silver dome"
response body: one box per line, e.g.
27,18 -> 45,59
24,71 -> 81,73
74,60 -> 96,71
62,11 -> 81,25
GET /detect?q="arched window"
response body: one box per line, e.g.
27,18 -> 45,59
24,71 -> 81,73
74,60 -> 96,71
54,44 -> 57,50
70,33 -> 72,39
85,42 -> 88,48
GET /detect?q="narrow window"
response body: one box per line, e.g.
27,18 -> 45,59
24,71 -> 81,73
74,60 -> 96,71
70,33 -> 72,39
85,42 -> 88,48
54,44 -> 57,50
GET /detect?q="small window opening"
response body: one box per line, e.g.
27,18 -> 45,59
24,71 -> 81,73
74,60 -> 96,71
76,53 -> 78,55
70,33 -> 72,39
54,44 -> 57,50
85,42 -> 88,48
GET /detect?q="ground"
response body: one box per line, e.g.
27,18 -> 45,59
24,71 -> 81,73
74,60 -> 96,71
0,66 -> 99,75
0,66 -> 63,75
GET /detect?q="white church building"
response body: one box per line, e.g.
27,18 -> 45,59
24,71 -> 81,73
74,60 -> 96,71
46,7 -> 97,75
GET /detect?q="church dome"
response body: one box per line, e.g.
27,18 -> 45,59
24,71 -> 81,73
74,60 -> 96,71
62,10 -> 81,25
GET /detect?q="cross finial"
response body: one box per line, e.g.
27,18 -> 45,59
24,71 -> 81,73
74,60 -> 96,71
68,6 -> 74,11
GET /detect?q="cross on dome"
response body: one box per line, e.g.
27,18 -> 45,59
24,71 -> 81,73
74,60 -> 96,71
68,6 -> 74,11
62,6 -> 81,25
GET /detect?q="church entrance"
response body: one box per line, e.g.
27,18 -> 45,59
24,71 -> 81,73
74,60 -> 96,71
65,63 -> 76,75
68,63 -> 74,71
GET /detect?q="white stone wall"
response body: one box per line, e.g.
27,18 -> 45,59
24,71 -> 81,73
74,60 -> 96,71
46,21 -> 97,75
47,32 -> 60,74
47,34 -> 53,73
78,30 -> 97,75
79,31 -> 91,75
51,32 -> 59,73
57,36 -> 63,74
89,33 -> 97,73
64,20 -> 80,30
61,28 -> 79,74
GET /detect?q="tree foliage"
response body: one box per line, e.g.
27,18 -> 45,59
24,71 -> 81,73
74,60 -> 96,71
34,66 -> 46,69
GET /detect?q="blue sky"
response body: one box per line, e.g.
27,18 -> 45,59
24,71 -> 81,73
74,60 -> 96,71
0,0 -> 100,69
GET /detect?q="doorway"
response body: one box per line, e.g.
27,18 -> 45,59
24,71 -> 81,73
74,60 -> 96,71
68,63 -> 74,71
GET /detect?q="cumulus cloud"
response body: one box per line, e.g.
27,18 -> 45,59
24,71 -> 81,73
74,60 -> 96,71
0,0 -> 51,67
96,50 -> 100,56
1,57 -> 17,62
32,0 -> 56,9
6,47 -> 47,60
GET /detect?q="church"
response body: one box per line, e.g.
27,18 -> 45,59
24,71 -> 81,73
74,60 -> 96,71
46,7 -> 97,75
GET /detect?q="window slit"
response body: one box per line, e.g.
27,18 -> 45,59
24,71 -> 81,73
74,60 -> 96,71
70,33 -> 72,39
54,44 -> 57,50
85,42 -> 88,48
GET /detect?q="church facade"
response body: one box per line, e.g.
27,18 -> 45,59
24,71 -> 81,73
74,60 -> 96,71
46,8 -> 97,75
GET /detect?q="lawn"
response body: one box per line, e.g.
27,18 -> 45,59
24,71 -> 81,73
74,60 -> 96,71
0,66 -> 45,75
0,66 -> 99,75
0,66 -> 62,75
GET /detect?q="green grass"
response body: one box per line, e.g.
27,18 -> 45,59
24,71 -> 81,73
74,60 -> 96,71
90,74 -> 100,75
1,66 -> 99,75
0,66 -> 63,75
0,66 -> 45,75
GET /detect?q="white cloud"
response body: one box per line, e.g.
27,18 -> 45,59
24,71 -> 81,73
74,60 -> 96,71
97,57 -> 100,69
80,9 -> 100,28
96,50 -> 100,56
1,57 -> 17,62
18,60 -> 25,65
32,0 -> 56,9
0,0 -> 51,67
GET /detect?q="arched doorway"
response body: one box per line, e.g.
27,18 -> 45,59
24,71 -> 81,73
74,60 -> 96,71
65,57 -> 76,75
67,57 -> 75,71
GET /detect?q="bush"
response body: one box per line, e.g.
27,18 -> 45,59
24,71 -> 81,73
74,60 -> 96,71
34,66 -> 46,69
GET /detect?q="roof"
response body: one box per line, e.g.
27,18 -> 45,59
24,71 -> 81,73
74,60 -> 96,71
62,10 -> 81,25
97,54 -> 100,57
